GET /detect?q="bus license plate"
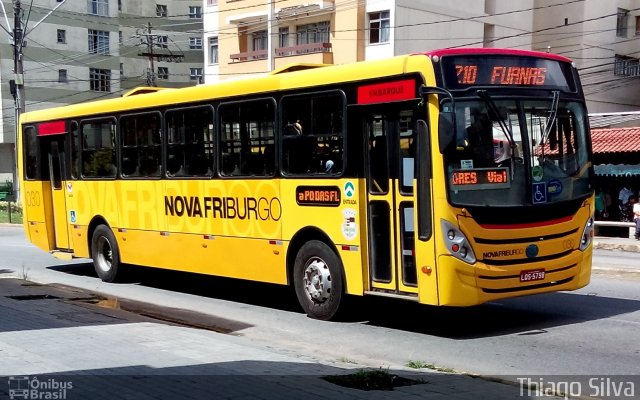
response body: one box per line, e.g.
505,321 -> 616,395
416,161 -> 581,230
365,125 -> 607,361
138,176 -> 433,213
520,269 -> 545,282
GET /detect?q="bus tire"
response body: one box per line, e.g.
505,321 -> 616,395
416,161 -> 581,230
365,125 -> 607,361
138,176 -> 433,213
293,240 -> 344,320
91,225 -> 122,283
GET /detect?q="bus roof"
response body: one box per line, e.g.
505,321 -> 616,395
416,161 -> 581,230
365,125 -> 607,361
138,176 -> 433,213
20,53 -> 432,124
19,48 -> 573,124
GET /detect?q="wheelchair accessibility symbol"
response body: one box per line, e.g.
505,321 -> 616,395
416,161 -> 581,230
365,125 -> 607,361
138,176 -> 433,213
532,182 -> 547,204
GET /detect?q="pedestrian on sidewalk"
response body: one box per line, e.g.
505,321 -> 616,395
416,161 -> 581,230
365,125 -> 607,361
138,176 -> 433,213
595,186 -> 609,219
619,185 -> 633,208
633,196 -> 640,240
620,195 -> 635,223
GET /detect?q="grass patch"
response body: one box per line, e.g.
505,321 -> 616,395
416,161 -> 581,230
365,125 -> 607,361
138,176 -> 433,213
323,368 -> 424,391
0,201 -> 22,224
406,360 -> 458,373
406,360 -> 433,369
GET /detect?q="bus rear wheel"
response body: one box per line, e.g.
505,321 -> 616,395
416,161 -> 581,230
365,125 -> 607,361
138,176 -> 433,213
91,225 -> 122,283
293,240 -> 344,320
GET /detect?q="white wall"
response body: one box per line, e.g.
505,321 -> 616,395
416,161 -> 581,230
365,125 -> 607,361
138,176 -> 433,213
203,0 -> 220,82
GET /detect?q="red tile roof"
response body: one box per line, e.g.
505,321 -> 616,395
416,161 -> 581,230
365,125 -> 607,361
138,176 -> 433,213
591,127 -> 640,154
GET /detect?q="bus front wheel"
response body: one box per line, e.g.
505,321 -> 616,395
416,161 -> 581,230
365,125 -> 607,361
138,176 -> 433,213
91,225 -> 122,283
293,240 -> 344,320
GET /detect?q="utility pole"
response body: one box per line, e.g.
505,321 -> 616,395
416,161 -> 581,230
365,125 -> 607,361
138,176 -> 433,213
8,0 -> 25,207
143,23 -> 156,86
1,0 -> 67,206
12,0 -> 24,114
137,23 -> 184,87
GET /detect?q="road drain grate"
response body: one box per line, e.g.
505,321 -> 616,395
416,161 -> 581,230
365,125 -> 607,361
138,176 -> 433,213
7,294 -> 61,301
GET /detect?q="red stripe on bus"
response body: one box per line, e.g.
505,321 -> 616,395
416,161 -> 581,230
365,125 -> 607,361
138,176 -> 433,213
357,79 -> 415,105
479,216 -> 572,229
37,120 -> 66,136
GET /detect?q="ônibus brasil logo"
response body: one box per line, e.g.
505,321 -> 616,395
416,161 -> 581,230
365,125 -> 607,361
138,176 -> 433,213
344,181 -> 355,198
8,376 -> 73,399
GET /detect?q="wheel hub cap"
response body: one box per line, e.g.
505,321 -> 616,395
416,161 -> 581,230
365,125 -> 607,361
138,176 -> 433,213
303,259 -> 332,303
96,236 -> 113,273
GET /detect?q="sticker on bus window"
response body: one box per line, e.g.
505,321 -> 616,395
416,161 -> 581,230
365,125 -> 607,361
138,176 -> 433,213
532,165 -> 544,182
547,179 -> 563,196
532,182 -> 547,204
461,159 -> 474,169
342,209 -> 357,240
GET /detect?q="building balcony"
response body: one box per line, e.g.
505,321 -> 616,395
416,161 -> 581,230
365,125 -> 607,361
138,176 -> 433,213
275,42 -> 331,57
230,42 -> 332,64
230,49 -> 268,62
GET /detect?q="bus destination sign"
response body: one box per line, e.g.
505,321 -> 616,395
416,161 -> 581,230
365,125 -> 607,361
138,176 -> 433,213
450,167 -> 510,190
456,64 -> 547,86
357,79 -> 416,105
442,55 -> 573,91
296,186 -> 341,206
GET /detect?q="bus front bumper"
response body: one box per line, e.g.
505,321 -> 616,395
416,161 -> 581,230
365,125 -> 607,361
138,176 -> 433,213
435,246 -> 593,306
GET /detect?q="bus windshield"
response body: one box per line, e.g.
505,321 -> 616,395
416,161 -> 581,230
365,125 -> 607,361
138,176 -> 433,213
445,97 -> 591,206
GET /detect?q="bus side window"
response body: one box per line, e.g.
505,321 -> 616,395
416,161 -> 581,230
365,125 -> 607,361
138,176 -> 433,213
281,91 -> 345,176
219,99 -> 275,177
23,126 -> 39,180
81,119 -> 116,178
119,112 -> 162,178
165,106 -> 214,178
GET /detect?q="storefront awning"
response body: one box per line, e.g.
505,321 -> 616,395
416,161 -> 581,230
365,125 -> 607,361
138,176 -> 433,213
594,164 -> 640,176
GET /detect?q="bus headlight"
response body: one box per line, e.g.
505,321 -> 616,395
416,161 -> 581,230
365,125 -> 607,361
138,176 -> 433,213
579,216 -> 594,251
441,219 -> 476,264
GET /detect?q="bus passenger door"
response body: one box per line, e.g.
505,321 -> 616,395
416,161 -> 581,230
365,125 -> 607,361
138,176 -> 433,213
365,110 -> 419,295
46,137 -> 71,250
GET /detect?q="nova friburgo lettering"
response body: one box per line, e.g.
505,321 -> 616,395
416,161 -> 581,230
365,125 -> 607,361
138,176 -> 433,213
164,196 -> 281,221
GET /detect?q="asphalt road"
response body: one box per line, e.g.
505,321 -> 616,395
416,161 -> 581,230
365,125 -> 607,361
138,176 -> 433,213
1,224 -> 639,378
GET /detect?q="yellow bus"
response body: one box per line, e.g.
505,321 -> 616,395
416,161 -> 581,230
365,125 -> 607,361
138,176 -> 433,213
18,48 -> 594,320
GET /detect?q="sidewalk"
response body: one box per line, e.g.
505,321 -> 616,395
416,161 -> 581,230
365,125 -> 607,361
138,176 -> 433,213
0,277 -> 564,400
593,236 -> 640,253
0,224 -> 635,399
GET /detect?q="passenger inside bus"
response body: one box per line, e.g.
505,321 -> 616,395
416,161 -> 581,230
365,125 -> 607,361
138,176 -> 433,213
466,109 -> 495,168
166,154 -> 185,177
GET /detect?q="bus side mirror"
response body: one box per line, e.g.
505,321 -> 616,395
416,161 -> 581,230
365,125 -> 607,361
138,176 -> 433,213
419,86 -> 456,154
438,112 -> 455,154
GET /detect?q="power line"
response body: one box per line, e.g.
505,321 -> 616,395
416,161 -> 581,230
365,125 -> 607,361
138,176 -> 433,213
11,1 -> 640,112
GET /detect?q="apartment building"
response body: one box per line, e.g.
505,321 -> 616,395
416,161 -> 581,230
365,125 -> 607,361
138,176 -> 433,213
205,0 -> 640,113
533,0 -> 640,113
364,0 -> 536,60
0,0 -> 204,185
204,0 -> 364,81
204,0 -> 535,81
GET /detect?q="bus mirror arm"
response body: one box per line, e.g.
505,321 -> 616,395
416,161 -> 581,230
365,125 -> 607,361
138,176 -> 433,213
420,85 -> 456,154
416,119 -> 432,242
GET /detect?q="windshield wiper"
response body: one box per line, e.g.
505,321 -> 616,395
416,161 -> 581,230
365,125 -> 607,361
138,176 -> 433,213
540,91 -> 560,148
476,90 -> 517,178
